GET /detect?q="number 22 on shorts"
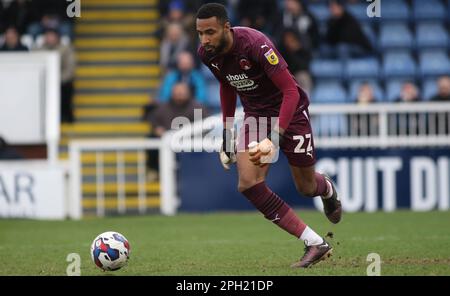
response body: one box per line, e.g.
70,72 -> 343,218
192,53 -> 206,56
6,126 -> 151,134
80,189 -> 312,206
293,133 -> 313,158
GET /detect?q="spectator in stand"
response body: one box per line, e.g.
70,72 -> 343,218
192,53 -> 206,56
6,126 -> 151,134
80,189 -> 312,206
160,22 -> 193,74
278,28 -> 313,94
2,0 -> 38,35
431,76 -> 450,102
36,28 -> 76,123
159,51 -> 207,104
356,82 -> 377,105
392,82 -> 422,136
351,82 -> 378,136
396,82 -> 421,103
152,82 -> 208,136
160,0 -> 198,50
26,0 -> 73,40
326,0 -> 372,58
0,26 -> 28,51
430,76 -> 450,134
146,82 -> 208,180
275,0 -> 320,51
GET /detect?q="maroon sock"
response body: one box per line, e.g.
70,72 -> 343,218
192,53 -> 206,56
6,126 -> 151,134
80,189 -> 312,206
313,173 -> 328,197
242,182 -> 306,238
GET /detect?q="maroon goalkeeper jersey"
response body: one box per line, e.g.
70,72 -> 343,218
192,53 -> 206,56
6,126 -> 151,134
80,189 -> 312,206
198,26 -> 309,118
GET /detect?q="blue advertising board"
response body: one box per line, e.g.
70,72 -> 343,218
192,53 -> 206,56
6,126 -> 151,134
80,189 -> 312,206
178,149 -> 450,212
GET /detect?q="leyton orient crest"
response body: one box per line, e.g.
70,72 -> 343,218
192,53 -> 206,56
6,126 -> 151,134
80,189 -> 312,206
239,58 -> 252,70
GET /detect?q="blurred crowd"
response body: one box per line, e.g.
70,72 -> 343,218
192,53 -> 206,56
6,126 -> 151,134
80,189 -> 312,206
151,0 -> 450,121
1,0 -> 449,134
145,0 -> 450,161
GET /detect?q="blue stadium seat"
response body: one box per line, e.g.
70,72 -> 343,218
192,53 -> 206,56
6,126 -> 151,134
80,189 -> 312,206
311,82 -> 347,103
419,50 -> 450,78
415,23 -> 449,49
382,51 -> 417,79
379,23 -> 413,49
308,3 -> 330,23
380,0 -> 410,21
413,0 -> 446,21
349,80 -> 385,102
311,59 -> 344,79
345,58 -> 380,80
422,79 -> 438,101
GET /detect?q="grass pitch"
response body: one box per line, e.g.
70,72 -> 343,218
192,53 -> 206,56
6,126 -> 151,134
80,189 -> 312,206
0,211 -> 449,276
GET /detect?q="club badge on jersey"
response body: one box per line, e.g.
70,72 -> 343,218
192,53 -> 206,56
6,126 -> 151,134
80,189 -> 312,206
264,49 -> 279,65
239,57 -> 252,71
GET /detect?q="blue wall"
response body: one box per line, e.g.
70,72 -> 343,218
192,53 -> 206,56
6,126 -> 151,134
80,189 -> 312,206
178,148 -> 450,212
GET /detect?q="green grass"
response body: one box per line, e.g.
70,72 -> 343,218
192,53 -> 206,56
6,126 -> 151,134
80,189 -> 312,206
0,211 -> 449,275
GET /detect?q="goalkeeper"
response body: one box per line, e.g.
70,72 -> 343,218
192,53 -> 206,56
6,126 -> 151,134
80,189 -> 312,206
197,3 -> 342,268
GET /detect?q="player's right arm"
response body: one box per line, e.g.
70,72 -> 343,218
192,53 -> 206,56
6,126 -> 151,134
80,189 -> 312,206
219,82 -> 237,170
197,46 -> 238,169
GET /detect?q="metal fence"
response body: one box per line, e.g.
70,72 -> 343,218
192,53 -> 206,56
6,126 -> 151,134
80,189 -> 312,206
68,102 -> 450,218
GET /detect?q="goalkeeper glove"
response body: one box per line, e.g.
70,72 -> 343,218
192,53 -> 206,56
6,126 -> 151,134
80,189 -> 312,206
219,128 -> 236,170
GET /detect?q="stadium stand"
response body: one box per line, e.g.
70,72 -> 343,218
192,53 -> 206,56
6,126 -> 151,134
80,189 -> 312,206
306,0 -> 450,104
349,79 -> 384,102
345,57 -> 380,80
380,0 -> 410,22
312,81 -> 347,103
422,79 -> 438,101
63,0 -> 160,157
67,0 -> 160,215
415,23 -> 449,49
412,0 -> 446,21
419,50 -> 450,78
311,58 -> 344,79
382,51 -> 417,80
379,23 -> 414,50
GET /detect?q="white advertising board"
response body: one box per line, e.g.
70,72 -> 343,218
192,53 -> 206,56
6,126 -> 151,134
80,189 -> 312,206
0,161 -> 65,219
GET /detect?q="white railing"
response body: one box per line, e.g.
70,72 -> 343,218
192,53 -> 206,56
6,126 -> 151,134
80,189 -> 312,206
68,137 -> 178,219
310,102 -> 450,148
68,102 -> 450,218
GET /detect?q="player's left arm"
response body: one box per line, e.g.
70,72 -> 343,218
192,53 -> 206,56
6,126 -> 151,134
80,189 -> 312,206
249,70 -> 300,167
269,69 -> 300,138
248,38 -> 300,166
255,37 -> 300,140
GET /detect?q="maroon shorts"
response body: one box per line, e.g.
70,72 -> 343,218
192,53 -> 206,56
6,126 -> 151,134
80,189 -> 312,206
236,109 -> 316,167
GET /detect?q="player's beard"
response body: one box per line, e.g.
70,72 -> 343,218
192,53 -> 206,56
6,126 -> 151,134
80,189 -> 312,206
212,31 -> 228,55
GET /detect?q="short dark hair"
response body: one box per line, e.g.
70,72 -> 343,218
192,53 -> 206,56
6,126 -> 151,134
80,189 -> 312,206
44,27 -> 60,36
196,3 -> 229,24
